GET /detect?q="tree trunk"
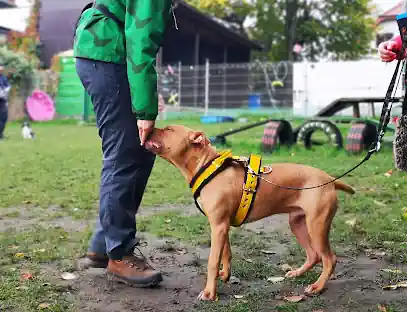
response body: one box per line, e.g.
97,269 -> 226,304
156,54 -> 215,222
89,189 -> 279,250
285,0 -> 298,61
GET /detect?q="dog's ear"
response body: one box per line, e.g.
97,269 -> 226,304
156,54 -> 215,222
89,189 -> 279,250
188,131 -> 209,146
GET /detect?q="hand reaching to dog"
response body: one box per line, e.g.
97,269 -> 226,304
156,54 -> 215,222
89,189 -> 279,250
137,120 -> 155,146
378,37 -> 404,62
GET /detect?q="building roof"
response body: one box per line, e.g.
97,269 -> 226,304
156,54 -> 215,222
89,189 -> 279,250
174,1 -> 262,50
377,1 -> 404,24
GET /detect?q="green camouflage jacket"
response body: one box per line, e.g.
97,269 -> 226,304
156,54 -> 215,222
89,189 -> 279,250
74,0 -> 173,120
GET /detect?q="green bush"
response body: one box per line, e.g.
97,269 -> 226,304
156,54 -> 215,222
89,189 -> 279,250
0,46 -> 35,89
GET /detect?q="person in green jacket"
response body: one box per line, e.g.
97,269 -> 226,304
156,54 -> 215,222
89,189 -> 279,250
74,0 -> 174,287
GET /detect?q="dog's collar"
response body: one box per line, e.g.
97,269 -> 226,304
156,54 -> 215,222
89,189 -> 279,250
190,150 -> 266,227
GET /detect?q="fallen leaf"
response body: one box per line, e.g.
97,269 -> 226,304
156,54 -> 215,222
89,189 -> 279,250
229,276 -> 240,284
61,272 -> 78,280
373,200 -> 386,207
312,310 -> 324,312
345,219 -> 357,227
382,280 -> 407,290
245,258 -> 253,263
234,295 -> 244,299
21,272 -> 33,280
260,249 -> 276,255
381,268 -> 402,274
384,169 -> 393,177
38,303 -> 50,309
284,295 -> 306,303
402,208 -> 407,220
374,251 -> 386,257
176,248 -> 187,255
34,249 -> 46,253
8,245 -> 19,250
267,276 -> 285,283
378,305 -> 388,312
165,219 -> 172,224
280,264 -> 293,272
14,252 -> 25,258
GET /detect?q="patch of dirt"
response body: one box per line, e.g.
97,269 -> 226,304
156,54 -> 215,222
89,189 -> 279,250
3,206 -> 407,311
0,206 -> 91,232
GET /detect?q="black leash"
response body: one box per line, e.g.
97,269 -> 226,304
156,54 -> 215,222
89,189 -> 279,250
254,59 -> 404,191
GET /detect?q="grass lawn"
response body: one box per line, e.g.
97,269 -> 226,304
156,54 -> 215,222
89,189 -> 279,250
1,116 -> 407,312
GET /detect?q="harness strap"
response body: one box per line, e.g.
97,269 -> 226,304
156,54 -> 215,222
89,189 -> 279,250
190,151 -> 234,216
231,154 -> 262,227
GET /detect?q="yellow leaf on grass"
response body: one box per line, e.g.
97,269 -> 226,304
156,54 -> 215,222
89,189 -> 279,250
378,305 -> 388,312
382,280 -> 407,290
38,303 -> 50,309
14,253 -> 25,258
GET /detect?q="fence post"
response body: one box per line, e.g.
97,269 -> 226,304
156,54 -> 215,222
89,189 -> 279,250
177,61 -> 182,108
204,58 -> 210,116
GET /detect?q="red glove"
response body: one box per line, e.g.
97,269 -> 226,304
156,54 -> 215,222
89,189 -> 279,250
378,35 -> 405,62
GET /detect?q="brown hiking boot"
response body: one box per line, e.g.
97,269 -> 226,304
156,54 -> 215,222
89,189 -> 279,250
75,252 -> 109,270
107,248 -> 163,287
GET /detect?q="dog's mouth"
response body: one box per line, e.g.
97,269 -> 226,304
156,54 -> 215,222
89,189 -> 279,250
145,140 -> 163,154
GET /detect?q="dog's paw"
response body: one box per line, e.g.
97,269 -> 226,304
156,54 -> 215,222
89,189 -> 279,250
285,269 -> 303,278
197,290 -> 217,301
304,283 -> 324,296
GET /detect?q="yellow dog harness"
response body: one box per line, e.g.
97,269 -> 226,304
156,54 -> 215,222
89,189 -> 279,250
189,151 -> 270,227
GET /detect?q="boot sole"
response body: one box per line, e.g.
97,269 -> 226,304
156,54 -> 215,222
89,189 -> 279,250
107,271 -> 163,288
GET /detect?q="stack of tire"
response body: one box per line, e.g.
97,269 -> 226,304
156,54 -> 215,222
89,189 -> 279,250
345,121 -> 378,154
261,119 -> 378,154
261,120 -> 294,153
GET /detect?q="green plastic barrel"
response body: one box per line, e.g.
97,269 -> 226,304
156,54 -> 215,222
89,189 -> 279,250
55,55 -> 94,119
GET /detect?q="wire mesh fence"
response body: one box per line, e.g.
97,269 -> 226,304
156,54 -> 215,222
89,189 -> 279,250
157,60 -> 294,118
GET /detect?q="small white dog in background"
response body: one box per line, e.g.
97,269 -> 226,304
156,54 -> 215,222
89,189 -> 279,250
21,121 -> 35,139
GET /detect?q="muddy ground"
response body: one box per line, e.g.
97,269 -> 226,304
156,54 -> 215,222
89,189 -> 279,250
1,205 -> 407,312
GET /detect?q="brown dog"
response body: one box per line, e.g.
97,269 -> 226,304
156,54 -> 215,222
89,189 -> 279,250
145,125 -> 355,301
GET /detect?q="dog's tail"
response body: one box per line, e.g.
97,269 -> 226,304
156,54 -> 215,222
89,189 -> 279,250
332,178 -> 355,195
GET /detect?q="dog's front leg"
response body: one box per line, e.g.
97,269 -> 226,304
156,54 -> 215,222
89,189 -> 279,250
219,234 -> 232,283
198,219 -> 229,301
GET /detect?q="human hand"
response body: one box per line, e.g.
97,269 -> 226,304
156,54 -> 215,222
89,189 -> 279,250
137,120 -> 155,146
378,40 -> 402,62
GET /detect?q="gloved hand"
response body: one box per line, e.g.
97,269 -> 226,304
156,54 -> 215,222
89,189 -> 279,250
378,35 -> 404,62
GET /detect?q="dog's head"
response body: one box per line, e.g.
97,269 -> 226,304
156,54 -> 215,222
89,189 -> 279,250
145,125 -> 212,166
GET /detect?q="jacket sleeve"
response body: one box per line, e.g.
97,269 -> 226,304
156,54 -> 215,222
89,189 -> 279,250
125,0 -> 173,120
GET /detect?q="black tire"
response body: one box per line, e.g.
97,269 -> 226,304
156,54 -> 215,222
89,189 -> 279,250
345,121 -> 378,154
261,120 -> 294,153
296,120 -> 343,150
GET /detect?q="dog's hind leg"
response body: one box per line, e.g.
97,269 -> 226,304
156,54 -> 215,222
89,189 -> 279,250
286,209 -> 321,278
304,196 -> 338,295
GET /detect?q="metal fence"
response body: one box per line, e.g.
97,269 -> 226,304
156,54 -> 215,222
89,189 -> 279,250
17,60 -> 294,121
157,60 -> 294,117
